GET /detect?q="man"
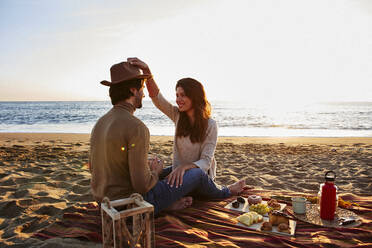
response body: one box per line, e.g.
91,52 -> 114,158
90,60 -> 245,216
90,61 -> 160,203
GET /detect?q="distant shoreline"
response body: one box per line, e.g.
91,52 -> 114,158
1,132 -> 371,146
1,132 -> 371,138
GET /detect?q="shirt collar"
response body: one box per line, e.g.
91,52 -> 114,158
114,102 -> 135,114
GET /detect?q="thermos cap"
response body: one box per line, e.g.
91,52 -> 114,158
325,170 -> 336,181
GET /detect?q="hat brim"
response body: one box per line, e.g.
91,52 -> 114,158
100,73 -> 152,86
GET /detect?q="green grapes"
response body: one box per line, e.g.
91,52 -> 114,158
249,203 -> 271,215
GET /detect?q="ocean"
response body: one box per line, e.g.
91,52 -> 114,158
0,101 -> 371,137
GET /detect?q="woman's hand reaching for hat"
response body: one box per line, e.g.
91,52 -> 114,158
127,57 -> 151,75
128,57 -> 159,97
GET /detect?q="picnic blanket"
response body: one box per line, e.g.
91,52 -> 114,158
34,189 -> 372,247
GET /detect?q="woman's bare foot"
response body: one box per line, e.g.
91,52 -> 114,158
228,179 -> 246,196
166,197 -> 193,211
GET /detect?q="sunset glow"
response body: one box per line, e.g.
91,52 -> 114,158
0,0 -> 371,104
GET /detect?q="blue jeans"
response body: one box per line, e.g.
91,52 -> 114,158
159,166 -> 172,180
144,167 -> 231,216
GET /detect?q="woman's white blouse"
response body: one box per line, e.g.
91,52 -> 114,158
151,92 -> 218,180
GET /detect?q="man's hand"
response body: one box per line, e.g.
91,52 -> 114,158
127,57 -> 151,75
166,163 -> 196,188
149,156 -> 163,176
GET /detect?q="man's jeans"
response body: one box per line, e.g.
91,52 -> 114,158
144,167 -> 230,216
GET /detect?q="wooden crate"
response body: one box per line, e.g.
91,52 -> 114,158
101,193 -> 155,248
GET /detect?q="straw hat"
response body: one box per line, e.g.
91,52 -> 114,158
100,62 -> 151,86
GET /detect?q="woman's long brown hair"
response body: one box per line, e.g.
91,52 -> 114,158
175,78 -> 211,143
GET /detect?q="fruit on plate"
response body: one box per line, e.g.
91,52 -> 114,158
237,212 -> 263,226
249,203 -> 270,215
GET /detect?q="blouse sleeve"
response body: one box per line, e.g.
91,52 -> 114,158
151,92 -> 179,123
193,119 -> 218,172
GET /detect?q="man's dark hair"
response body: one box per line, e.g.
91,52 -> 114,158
109,78 -> 144,105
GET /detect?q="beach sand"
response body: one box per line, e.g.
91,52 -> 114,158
0,133 -> 371,247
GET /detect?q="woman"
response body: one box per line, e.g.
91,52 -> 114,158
128,57 -> 245,193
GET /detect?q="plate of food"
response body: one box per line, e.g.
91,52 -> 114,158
236,210 -> 297,236
225,195 -> 286,216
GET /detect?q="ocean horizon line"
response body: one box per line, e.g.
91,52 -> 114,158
0,100 -> 371,105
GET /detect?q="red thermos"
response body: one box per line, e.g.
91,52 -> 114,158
320,171 -> 337,220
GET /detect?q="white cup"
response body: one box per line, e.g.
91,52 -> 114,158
292,197 -> 307,214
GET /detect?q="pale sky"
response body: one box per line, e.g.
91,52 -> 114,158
0,0 -> 371,104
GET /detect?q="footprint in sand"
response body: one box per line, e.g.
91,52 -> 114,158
21,167 -> 44,174
16,216 -> 54,234
366,183 -> 372,191
78,193 -> 94,202
18,199 -> 38,207
71,184 -> 89,194
0,173 -> 8,180
10,189 -> 29,199
0,218 -> 10,230
46,181 -> 71,189
52,173 -> 70,181
2,226 -> 16,239
12,145 -> 25,148
52,147 -> 65,152
66,193 -> 84,202
294,172 -> 308,178
30,176 -> 47,183
246,177 -> 263,187
77,178 -> 90,186
35,205 -> 61,216
36,196 -> 65,204
297,182 -> 318,191
0,200 -> 26,218
41,169 -> 54,175
1,178 -> 16,186
15,216 -> 40,233
36,191 -> 49,197
37,163 -> 52,168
